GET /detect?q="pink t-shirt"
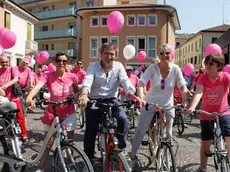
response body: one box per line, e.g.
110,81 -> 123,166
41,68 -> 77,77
40,72 -> 78,126
120,74 -> 139,96
32,72 -> 37,85
0,67 -> 12,99
197,72 -> 230,120
71,68 -> 85,84
173,86 -> 182,103
13,66 -> 32,88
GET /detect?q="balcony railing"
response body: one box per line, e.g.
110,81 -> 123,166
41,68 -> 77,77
46,49 -> 76,57
34,7 -> 76,20
12,0 -> 40,4
25,40 -> 38,54
34,29 -> 76,40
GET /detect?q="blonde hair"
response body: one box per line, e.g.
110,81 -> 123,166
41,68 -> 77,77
158,43 -> 172,53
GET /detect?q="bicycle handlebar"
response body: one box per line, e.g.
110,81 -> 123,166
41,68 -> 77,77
46,96 -> 78,108
146,103 -> 184,111
88,100 -> 127,110
194,106 -> 230,117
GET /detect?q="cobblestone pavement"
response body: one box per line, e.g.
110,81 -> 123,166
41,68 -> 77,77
20,109 -> 216,172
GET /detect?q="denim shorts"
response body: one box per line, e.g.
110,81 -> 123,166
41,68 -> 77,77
200,115 -> 230,141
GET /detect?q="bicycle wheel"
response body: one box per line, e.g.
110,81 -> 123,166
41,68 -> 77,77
109,151 -> 131,172
78,107 -> 85,129
0,136 -> 10,172
53,141 -> 94,172
155,142 -> 176,172
176,113 -> 184,135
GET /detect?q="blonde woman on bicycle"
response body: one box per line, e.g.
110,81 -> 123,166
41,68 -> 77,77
187,53 -> 230,172
129,43 -> 189,169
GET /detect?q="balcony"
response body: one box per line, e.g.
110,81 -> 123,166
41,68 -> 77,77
34,29 -> 76,40
34,7 -> 76,20
46,49 -> 76,57
25,40 -> 38,55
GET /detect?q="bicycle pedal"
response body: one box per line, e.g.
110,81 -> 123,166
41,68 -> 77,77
204,151 -> 213,157
141,140 -> 149,146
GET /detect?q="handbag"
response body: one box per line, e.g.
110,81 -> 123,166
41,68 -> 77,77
10,68 -> 23,97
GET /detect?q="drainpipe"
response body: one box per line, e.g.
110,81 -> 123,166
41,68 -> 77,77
166,10 -> 176,43
200,32 -> 204,67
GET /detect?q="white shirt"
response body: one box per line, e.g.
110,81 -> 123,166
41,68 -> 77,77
140,63 -> 186,106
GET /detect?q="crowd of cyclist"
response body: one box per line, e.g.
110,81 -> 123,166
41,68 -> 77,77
0,42 -> 229,172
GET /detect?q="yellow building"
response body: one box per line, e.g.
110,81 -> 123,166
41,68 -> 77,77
174,24 -> 230,72
77,3 -> 180,68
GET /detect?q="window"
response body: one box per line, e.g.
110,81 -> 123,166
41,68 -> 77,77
188,45 -> 190,53
137,15 -> 146,26
86,1 -> 94,7
191,43 -> 193,51
27,23 -> 32,40
126,36 -> 135,46
69,22 -> 76,30
51,25 -> 54,30
212,37 -> 217,43
199,39 -> 201,47
185,47 -> 187,54
16,58 -> 22,66
68,42 -> 76,49
100,16 -> 108,27
126,15 -> 136,26
42,26 -> 48,31
195,41 -> 197,50
4,12 -> 11,29
41,44 -> 49,50
100,36 -> 109,47
51,44 -> 54,50
148,14 -> 157,26
90,37 -> 98,58
147,36 -> 156,58
137,36 -> 146,52
110,36 -> 119,57
191,57 -> 193,64
194,56 -> 197,64
90,16 -> 99,27
176,42 -> 180,47
42,6 -> 49,11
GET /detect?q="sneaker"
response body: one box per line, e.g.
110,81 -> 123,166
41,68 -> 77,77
128,156 -> 140,170
196,167 -> 207,172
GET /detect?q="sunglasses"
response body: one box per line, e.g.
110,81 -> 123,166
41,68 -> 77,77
56,59 -> 68,64
22,61 -> 28,65
161,79 -> 165,90
204,61 -> 215,67
0,61 -> 8,64
160,52 -> 170,56
76,63 -> 82,65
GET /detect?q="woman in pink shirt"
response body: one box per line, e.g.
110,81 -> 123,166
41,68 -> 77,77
26,52 -> 78,172
188,53 -> 230,172
71,59 -> 86,84
0,56 -> 28,141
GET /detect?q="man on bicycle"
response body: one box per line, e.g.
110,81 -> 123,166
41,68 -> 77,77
79,42 -> 140,163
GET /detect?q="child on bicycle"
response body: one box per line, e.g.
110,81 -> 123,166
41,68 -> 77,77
187,53 -> 230,172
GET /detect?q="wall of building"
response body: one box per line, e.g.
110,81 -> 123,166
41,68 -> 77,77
0,4 -> 4,27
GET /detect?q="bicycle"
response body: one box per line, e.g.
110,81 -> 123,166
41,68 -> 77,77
89,100 -> 131,172
76,105 -> 85,129
143,103 -> 180,172
173,103 -> 186,135
124,99 -> 139,129
193,107 -> 230,172
0,97 -> 94,172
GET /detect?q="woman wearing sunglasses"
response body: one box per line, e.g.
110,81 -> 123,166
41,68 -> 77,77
26,52 -> 79,172
187,53 -> 230,172
129,43 -> 189,169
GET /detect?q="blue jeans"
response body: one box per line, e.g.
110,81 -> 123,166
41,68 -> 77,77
83,98 -> 128,159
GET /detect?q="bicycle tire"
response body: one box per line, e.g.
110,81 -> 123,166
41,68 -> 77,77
220,158 -> 230,172
155,142 -> 176,172
176,113 -> 185,135
78,107 -> 85,129
109,151 -> 131,172
53,141 -> 94,172
0,136 -> 10,172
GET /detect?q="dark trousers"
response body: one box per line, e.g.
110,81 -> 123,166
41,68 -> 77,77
83,98 -> 128,159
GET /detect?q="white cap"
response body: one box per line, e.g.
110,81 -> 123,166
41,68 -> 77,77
126,66 -> 133,70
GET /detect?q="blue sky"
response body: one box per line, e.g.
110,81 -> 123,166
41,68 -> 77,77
162,0 -> 230,34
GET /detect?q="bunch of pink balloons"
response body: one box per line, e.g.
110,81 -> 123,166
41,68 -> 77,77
107,11 -> 124,35
183,63 -> 194,76
36,51 -> 49,64
224,65 -> 230,74
137,51 -> 147,62
48,63 -> 56,72
0,27 -> 17,55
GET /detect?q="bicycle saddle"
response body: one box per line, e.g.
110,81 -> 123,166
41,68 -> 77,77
0,109 -> 19,119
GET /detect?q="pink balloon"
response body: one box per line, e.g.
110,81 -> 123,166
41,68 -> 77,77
183,63 -> 194,76
205,43 -> 222,57
168,43 -> 175,60
41,65 -> 48,72
24,55 -> 32,63
224,65 -> 230,74
0,45 -> 4,56
137,51 -> 147,62
0,29 -> 17,49
107,11 -> 124,34
36,51 -> 49,64
48,63 -> 56,72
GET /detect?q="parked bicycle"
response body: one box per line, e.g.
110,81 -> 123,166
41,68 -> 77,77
193,107 -> 230,172
173,103 -> 186,135
0,97 -> 94,172
142,103 -> 180,172
124,99 -> 139,129
89,100 -> 131,172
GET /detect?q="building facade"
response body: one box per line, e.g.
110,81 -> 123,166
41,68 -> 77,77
1,0 -> 39,66
77,3 -> 180,68
174,24 -> 230,72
